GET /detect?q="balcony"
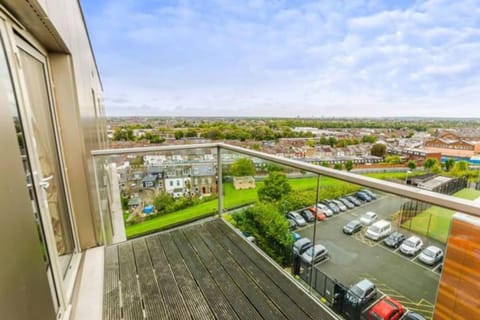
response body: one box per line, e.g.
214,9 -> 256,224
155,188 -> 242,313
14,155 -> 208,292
80,143 -> 480,320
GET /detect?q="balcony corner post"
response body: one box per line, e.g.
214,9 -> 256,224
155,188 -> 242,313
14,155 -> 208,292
217,145 -> 223,217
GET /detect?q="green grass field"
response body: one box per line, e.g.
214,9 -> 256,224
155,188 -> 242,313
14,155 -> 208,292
403,188 -> 480,243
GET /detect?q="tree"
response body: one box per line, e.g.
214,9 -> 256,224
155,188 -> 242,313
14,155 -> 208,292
345,160 -> 353,171
230,158 -> 256,176
266,163 -> 284,173
453,161 -> 469,172
385,155 -> 402,164
407,161 -> 417,170
328,137 -> 337,147
185,128 -> 198,137
174,130 -> 184,140
444,159 -> 455,172
258,172 -> 291,202
362,135 -> 377,143
153,192 -> 175,214
370,143 -> 387,157
334,163 -> 343,170
321,161 -> 330,167
251,143 -> 261,151
423,158 -> 438,171
240,203 -> 294,265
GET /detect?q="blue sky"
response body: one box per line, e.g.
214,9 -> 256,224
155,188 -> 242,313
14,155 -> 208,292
81,0 -> 480,117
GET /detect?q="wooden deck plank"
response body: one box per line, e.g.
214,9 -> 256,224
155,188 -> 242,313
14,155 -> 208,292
211,220 -> 333,320
131,239 -> 168,319
103,245 -> 121,320
205,222 -> 311,320
156,233 -> 216,320
168,231 -> 239,320
196,226 -> 288,320
118,242 -> 143,320
183,229 -> 263,320
144,236 -> 191,320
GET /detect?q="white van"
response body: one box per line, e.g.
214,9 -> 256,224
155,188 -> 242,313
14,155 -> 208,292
366,220 -> 392,240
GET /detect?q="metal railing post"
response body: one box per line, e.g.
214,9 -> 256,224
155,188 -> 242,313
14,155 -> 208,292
217,146 -> 223,217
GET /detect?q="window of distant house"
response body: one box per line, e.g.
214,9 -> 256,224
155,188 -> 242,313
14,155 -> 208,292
169,181 -> 173,187
176,180 -> 180,186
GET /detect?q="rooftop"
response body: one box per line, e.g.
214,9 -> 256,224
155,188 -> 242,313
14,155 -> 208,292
103,219 -> 336,320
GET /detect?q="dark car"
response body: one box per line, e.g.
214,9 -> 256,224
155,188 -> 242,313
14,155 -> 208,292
361,189 -> 377,200
343,220 -> 363,235
293,238 -> 313,255
300,210 -> 315,223
321,200 -> 340,214
346,195 -> 362,206
346,279 -> 377,307
383,232 -> 406,248
287,218 -> 297,230
356,191 -> 372,202
338,197 -> 355,209
403,312 -> 426,320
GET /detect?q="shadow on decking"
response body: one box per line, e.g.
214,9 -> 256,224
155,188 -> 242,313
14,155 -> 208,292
103,219 -> 336,320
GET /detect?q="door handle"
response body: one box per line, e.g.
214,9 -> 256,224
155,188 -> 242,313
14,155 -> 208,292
39,175 -> 53,189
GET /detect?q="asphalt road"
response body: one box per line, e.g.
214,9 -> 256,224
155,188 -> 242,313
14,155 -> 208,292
297,193 -> 443,319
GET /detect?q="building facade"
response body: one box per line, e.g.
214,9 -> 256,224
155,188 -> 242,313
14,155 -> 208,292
0,1 -> 106,319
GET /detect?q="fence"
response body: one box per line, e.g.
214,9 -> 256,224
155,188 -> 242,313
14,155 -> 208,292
398,176 -> 468,241
299,260 -> 367,320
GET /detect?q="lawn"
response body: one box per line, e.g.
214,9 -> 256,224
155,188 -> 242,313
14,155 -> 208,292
125,176 -> 354,238
403,188 -> 480,243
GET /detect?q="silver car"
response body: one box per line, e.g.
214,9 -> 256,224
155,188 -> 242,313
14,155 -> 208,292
418,246 -> 443,265
332,199 -> 347,211
400,236 -> 423,256
316,203 -> 333,217
300,244 -> 328,265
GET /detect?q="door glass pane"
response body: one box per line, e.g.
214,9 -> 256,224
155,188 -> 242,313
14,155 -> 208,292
1,34 -> 59,309
19,48 -> 75,277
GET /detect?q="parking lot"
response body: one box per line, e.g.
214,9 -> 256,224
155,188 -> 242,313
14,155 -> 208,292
296,192 -> 444,319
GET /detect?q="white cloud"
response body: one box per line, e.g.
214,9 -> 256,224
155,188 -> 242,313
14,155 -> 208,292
82,0 -> 480,117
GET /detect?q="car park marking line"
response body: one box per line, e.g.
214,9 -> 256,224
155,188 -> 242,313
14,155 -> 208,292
360,274 -> 434,319
377,244 -> 440,275
352,231 -> 378,247
432,264 -> 442,273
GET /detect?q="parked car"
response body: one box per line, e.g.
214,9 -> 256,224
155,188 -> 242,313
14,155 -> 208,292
368,296 -> 405,320
300,244 -> 329,265
356,191 -> 372,202
316,203 -> 334,217
338,197 -> 355,209
343,220 -> 363,235
383,231 -> 406,248
287,218 -> 297,230
438,262 -> 444,272
292,232 -> 301,241
321,200 -> 340,214
300,210 -> 315,223
366,220 -> 392,240
346,195 -> 362,206
332,199 -> 348,211
418,246 -> 444,265
399,236 -> 423,256
403,311 -> 426,320
292,238 -> 313,255
361,189 -> 377,200
360,211 -> 377,226
346,279 -> 377,307
307,206 -> 326,220
286,211 -> 307,227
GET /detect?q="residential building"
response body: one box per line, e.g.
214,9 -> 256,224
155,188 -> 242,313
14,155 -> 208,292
424,137 -> 480,158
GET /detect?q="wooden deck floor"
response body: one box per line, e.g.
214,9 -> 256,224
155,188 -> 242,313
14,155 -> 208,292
103,219 -> 336,320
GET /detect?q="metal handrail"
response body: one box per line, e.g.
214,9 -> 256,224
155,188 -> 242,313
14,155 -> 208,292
91,142 -> 480,217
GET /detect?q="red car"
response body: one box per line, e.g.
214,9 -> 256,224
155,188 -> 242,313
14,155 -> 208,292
308,206 -> 326,221
368,297 -> 405,320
